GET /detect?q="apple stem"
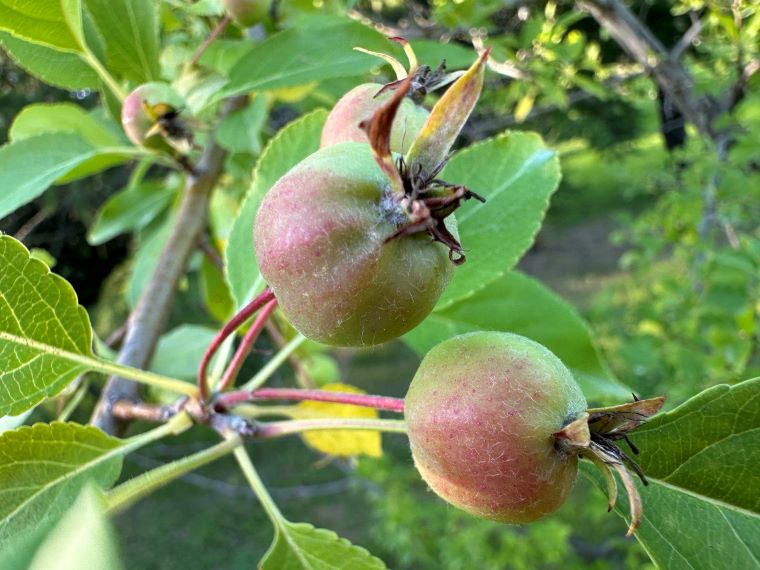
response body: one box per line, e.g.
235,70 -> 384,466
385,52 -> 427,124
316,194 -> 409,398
191,15 -> 231,66
217,299 -> 278,392
215,387 -> 405,413
254,417 -> 408,439
197,287 -> 276,401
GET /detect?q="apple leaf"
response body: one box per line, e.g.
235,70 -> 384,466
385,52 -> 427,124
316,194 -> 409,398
0,31 -> 97,89
218,19 -> 389,100
437,132 -> 561,308
0,134 -> 100,220
0,236 -> 94,416
225,109 -> 327,308
0,0 -> 84,52
260,521 -> 387,570
27,486 -> 123,570
584,377 -> 760,569
83,0 -> 160,83
296,383 -> 382,458
405,270 -> 631,403
0,423 -> 122,546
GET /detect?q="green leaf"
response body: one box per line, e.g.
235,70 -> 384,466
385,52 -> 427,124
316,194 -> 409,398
0,31 -> 97,89
0,133 -> 97,220
216,94 -> 268,155
28,486 -> 123,570
0,236 -> 94,416
10,102 -> 121,146
585,378 -> 760,569
150,325 -> 218,381
438,132 -> 561,308
88,180 -> 175,246
0,422 -> 122,545
218,19 -> 389,100
200,256 -> 234,322
260,521 -> 387,570
226,109 -> 328,308
9,103 -> 135,183
82,0 -> 160,83
404,271 -> 630,402
0,0 -> 84,52
126,216 -> 174,308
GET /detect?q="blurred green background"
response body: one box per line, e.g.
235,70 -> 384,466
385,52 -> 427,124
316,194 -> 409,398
2,0 -> 757,568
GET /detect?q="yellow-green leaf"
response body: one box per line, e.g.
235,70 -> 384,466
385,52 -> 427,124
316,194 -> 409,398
0,235 -> 93,416
297,383 -> 382,458
0,0 -> 84,53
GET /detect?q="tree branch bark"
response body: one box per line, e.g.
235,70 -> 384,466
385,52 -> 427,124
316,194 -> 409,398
576,0 -> 719,141
91,96 -> 248,435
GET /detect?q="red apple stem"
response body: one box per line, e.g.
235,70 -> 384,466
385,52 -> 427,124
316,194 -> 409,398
217,299 -> 278,393
253,418 -> 407,439
198,287 -> 276,401
215,387 -> 405,413
191,15 -> 231,66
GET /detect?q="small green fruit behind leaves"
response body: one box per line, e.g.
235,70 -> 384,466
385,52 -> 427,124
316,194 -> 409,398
321,83 -> 429,154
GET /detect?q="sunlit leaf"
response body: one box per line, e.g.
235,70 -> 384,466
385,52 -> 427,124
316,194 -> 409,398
0,134 -> 98,219
0,0 -> 84,52
83,0 -> 159,83
0,236 -> 93,416
225,109 -> 327,308
437,132 -> 561,308
0,31 -> 97,89
28,486 -> 123,570
218,19 -> 389,100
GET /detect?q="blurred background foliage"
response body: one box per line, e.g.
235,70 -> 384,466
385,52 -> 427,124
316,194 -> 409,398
1,0 -> 758,568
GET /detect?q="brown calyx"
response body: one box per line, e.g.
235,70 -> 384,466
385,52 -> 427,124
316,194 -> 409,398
389,155 -> 485,265
581,395 -> 666,536
359,73 -> 485,265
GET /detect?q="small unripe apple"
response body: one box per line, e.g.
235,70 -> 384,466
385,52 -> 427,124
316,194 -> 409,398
405,332 -> 588,523
321,84 -> 429,154
254,142 -> 453,347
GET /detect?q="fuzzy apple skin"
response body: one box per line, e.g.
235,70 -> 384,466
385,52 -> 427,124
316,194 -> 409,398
121,86 -> 154,147
254,143 -> 453,347
405,332 -> 587,523
321,84 -> 429,154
